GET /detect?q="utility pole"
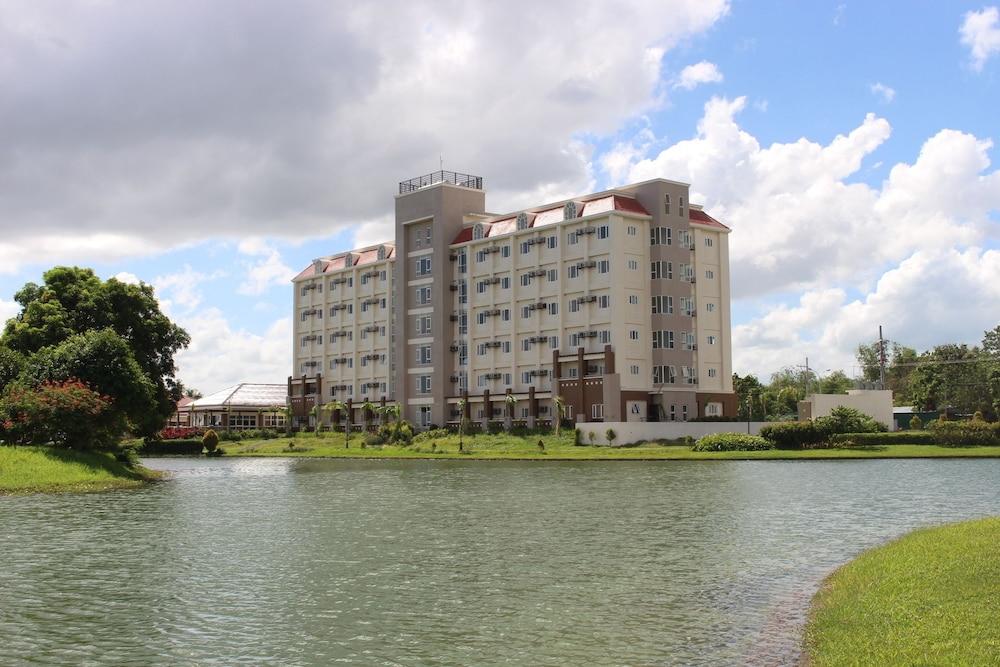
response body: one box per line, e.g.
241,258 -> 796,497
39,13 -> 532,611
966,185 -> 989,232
878,326 -> 887,390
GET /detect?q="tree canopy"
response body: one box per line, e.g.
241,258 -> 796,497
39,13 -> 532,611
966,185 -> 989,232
1,267 -> 189,441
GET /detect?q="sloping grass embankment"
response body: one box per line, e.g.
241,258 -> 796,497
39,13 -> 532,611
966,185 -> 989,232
805,516 -> 1000,665
0,446 -> 161,495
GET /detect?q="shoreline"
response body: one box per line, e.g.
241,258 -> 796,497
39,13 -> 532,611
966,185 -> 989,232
0,446 -> 163,496
803,516 -> 1000,665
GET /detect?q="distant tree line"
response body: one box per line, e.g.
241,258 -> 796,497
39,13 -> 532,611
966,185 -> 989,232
734,324 -> 1000,422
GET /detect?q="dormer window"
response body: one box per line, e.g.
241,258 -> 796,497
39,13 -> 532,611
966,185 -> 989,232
563,201 -> 578,220
377,245 -> 387,261
473,223 -> 485,240
516,212 -> 529,230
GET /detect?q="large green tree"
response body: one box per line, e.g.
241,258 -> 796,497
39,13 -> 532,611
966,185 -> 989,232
2,267 -> 189,435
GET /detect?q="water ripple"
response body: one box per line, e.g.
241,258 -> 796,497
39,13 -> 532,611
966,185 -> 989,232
0,457 -> 998,665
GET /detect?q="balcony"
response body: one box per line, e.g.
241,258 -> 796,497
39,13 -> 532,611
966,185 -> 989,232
399,170 -> 483,194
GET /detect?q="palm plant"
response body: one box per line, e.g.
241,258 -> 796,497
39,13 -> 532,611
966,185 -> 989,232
553,395 -> 566,437
384,403 -> 402,440
361,400 -> 376,432
328,400 -> 349,448
457,398 -> 467,450
504,394 -> 518,431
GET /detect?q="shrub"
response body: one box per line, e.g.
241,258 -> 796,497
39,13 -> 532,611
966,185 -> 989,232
827,431 -> 937,446
692,433 -> 773,452
973,410 -> 986,422
928,420 -> 1000,447
574,428 -> 583,446
0,379 -> 118,450
413,428 -> 451,443
605,428 -> 617,446
202,429 -> 219,453
759,421 -> 825,449
363,433 -> 383,448
159,426 -> 205,440
588,430 -> 596,445
814,406 -> 886,435
487,421 -> 504,435
908,415 -> 923,430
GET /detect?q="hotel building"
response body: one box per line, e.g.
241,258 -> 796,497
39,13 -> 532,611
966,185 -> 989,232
290,171 -> 736,429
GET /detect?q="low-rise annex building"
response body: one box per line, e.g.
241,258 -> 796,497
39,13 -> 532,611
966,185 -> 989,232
291,171 -> 736,429
188,383 -> 289,430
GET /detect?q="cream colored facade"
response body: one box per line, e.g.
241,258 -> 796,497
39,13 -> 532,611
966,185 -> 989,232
290,172 -> 736,429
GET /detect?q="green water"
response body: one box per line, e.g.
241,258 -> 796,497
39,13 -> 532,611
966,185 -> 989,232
2,457 -> 999,665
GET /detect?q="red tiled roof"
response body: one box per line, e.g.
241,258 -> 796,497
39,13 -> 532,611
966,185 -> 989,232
176,397 -> 194,409
293,244 -> 395,280
689,208 -> 730,230
486,216 -> 516,237
451,227 -> 474,244
580,195 -> 650,217
531,206 -> 564,227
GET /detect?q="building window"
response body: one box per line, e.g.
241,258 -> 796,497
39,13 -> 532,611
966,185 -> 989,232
629,294 -> 639,305
707,335 -> 717,345
628,259 -> 638,271
418,406 -> 432,427
706,303 -> 716,312
415,257 -> 432,276
547,236 -> 558,249
705,270 -> 714,279
548,302 -> 558,316
501,276 -> 510,289
629,330 -> 639,341
627,226 -> 637,236
650,227 -> 672,246
679,196 -> 685,216
569,299 -> 580,313
592,403 -> 605,420
597,225 -> 610,239
664,194 -> 671,214
708,368 -> 717,378
598,295 -> 610,308
652,330 -> 675,350
630,365 -> 640,375
416,375 -> 432,394
501,245 -> 511,258
521,273 -> 531,287
416,286 -> 432,305
706,402 -> 720,416
597,260 -> 610,274
705,237 -> 713,247
458,251 -> 467,274
418,345 -> 432,364
520,241 -> 531,255
651,261 -> 673,280
502,309 -> 510,321
568,265 -> 580,279
547,269 -> 558,282
651,295 -> 674,315
417,316 -> 431,335
568,232 -> 578,245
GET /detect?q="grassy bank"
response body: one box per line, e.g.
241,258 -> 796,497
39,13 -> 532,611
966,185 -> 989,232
805,517 -> 1000,665
208,431 -> 1000,460
0,446 -> 160,495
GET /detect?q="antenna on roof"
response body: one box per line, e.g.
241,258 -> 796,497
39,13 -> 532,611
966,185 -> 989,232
439,154 -> 443,171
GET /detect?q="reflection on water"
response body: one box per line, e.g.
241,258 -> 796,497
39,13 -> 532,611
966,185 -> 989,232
1,457 -> 998,666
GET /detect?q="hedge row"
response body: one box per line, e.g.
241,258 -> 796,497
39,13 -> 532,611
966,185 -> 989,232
137,438 -> 205,455
692,433 -> 773,452
927,420 -> 1000,447
826,431 -> 937,446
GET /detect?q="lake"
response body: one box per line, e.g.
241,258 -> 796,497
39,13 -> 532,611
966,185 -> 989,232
2,457 -> 999,665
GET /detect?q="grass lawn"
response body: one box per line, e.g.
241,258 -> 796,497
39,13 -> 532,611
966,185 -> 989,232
805,516 -> 1000,665
0,446 -> 161,495
212,431 -> 1000,460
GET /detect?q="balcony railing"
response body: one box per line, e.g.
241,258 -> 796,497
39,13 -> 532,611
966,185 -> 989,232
399,170 -> 484,194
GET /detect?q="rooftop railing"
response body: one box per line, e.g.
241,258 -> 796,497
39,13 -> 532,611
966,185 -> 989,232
399,170 -> 483,194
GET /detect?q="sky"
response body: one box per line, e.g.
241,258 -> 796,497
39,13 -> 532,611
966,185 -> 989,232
1,0 -> 998,393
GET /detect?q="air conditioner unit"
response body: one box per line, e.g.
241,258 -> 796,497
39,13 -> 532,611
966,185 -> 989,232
449,253 -> 458,261
450,375 -> 459,382
449,344 -> 459,352
692,344 -> 698,351
490,309 -> 501,316
533,269 -> 547,277
690,310 -> 697,317
449,314 -> 459,322
450,283 -> 459,291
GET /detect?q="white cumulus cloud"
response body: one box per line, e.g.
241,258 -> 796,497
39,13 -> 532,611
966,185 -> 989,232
960,6 -> 1000,71
869,82 -> 895,103
674,61 -> 724,90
